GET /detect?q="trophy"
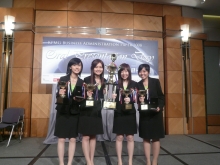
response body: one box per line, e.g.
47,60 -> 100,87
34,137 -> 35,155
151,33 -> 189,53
84,83 -> 98,107
138,90 -> 148,110
120,88 -> 132,110
103,54 -> 118,109
56,81 -> 68,104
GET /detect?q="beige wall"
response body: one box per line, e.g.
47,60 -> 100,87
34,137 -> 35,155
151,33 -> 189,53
0,0 -> 208,137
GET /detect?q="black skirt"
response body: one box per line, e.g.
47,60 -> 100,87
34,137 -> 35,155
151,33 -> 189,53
139,110 -> 165,139
78,100 -> 103,135
54,110 -> 79,138
78,116 -> 103,135
113,111 -> 137,135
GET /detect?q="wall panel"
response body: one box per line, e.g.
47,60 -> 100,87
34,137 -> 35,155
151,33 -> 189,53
31,118 -> 49,137
164,15 -> 182,30
134,15 -> 162,31
102,1 -> 133,13
13,0 -> 35,8
166,93 -> 183,118
14,31 -> 34,43
192,117 -> 206,134
10,92 -> 31,119
192,94 -> 205,117
102,13 -> 133,29
11,68 -> 32,92
207,115 -> 220,125
208,126 -> 220,134
10,8 -> 34,23
190,39 -> 203,50
13,43 -> 33,68
33,44 -> 42,69
166,118 -> 184,134
165,37 -> 181,49
134,3 -> 162,16
191,72 -> 204,94
190,50 -> 204,71
165,48 -> 182,71
32,69 -> 52,94
31,94 -> 52,118
163,5 -> 181,16
68,12 -> 101,27
68,0 -> 101,11
166,71 -> 183,93
36,0 -> 68,10
35,11 -> 67,26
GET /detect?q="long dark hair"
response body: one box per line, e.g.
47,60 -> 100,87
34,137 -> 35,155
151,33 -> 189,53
66,58 -> 83,76
90,59 -> 105,85
118,63 -> 131,88
138,63 -> 150,74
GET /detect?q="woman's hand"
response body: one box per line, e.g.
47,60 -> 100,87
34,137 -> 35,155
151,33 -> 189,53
124,97 -> 130,104
112,93 -> 117,100
87,90 -> 93,97
156,107 -> 160,112
59,88 -> 66,95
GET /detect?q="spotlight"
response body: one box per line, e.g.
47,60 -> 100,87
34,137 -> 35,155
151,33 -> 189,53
201,0 -> 206,4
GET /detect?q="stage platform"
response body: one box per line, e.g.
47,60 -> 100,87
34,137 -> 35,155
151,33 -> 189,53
0,134 -> 220,165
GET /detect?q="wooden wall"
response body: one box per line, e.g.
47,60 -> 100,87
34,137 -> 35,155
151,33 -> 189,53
0,7 -> 34,137
0,0 -> 206,137
164,15 -> 206,134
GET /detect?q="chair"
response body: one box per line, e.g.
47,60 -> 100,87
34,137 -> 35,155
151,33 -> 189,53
0,107 -> 25,147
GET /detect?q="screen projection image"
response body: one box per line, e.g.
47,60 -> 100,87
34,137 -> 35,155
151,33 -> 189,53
41,37 -> 158,84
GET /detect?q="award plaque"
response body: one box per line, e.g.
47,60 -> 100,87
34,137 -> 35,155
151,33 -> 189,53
121,88 -> 132,110
56,81 -> 68,104
84,83 -> 98,107
138,90 -> 148,110
103,54 -> 118,109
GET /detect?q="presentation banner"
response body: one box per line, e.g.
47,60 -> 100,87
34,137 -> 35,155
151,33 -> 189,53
41,37 -> 158,84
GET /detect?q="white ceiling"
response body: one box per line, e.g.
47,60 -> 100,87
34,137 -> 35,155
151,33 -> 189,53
127,0 -> 220,15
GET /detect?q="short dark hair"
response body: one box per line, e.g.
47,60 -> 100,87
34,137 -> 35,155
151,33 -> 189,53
118,63 -> 131,88
138,63 -> 150,73
90,59 -> 105,85
66,58 -> 83,75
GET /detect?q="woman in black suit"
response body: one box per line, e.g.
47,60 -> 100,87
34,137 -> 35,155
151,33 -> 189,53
54,58 -> 84,165
78,59 -> 105,165
137,64 -> 164,165
113,63 -> 138,165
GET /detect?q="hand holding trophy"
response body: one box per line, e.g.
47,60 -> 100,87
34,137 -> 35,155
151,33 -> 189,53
120,88 -> 132,110
83,83 -> 98,107
56,81 -> 68,104
138,89 -> 148,110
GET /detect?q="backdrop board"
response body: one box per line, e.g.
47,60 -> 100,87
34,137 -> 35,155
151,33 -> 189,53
41,37 -> 159,84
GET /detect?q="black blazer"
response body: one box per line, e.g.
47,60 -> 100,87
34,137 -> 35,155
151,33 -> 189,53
84,76 -> 106,100
55,74 -> 84,115
137,77 -> 164,111
115,80 -> 138,114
